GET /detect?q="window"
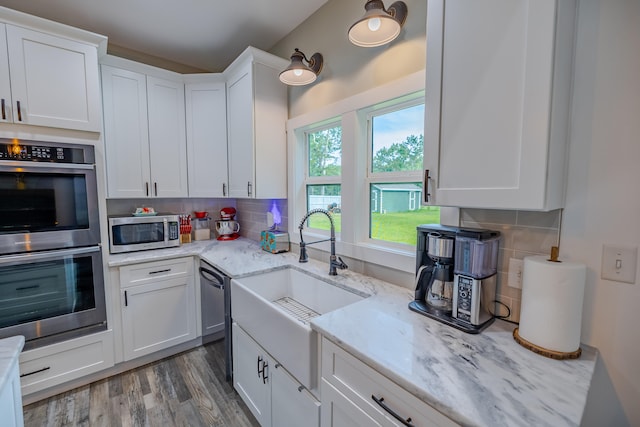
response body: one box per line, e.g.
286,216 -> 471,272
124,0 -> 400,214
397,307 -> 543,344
305,124 -> 342,232
367,102 -> 440,246
288,71 -> 454,273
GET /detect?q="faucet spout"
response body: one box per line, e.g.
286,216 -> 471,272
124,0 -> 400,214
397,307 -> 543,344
298,208 -> 347,275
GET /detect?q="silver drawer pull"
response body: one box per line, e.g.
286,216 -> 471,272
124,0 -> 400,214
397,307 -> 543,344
148,269 -> 171,275
21,366 -> 51,378
371,395 -> 413,426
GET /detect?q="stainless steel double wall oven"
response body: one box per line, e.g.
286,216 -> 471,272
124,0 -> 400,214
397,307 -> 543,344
0,138 -> 106,349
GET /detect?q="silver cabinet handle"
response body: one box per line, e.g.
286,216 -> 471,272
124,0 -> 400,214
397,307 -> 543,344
222,183 -> 227,197
247,181 -> 252,197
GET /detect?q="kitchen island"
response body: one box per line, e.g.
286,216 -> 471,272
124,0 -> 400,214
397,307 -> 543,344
108,238 -> 597,426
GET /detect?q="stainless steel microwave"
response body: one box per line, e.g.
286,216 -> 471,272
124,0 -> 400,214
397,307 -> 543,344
108,214 -> 180,254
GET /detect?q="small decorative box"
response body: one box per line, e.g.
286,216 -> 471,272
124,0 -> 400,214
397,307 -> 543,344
260,229 -> 290,254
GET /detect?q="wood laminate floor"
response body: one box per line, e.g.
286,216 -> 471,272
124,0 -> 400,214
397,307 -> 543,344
22,340 -> 260,427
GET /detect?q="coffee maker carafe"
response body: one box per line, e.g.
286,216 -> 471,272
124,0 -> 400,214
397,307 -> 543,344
410,224 -> 500,333
420,233 -> 455,312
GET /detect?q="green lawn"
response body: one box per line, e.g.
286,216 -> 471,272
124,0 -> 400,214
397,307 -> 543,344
307,208 -> 440,245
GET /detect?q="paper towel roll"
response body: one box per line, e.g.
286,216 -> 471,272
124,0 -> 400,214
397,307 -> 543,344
518,255 -> 587,353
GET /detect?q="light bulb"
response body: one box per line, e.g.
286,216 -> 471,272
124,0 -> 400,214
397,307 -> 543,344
367,17 -> 381,32
294,69 -> 304,77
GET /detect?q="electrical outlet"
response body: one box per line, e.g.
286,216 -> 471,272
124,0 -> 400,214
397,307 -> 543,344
508,258 -> 524,289
601,245 -> 637,284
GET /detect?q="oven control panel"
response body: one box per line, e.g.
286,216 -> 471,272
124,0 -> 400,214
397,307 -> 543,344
0,140 -> 87,163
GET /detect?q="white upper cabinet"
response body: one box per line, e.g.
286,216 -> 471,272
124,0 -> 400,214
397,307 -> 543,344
101,65 -> 150,198
225,47 -> 288,199
146,75 -> 188,198
101,58 -> 188,198
0,24 -> 10,123
0,21 -> 103,132
424,0 -> 576,210
185,77 -> 228,197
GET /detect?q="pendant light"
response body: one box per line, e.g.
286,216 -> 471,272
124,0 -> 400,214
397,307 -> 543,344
279,49 -> 324,86
348,0 -> 408,47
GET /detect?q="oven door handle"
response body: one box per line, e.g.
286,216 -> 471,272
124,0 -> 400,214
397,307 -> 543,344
0,161 -> 95,172
0,245 -> 101,266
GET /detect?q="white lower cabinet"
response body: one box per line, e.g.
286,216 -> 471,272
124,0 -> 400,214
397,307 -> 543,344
321,379 -> 380,427
19,331 -> 114,396
321,338 -> 458,427
119,258 -> 197,361
233,322 -> 320,427
0,340 -> 24,427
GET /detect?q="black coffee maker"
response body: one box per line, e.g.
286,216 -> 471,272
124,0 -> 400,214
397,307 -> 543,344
410,224 -> 500,333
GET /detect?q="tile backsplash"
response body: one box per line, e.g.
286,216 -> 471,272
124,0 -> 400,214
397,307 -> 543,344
460,208 -> 562,323
106,198 -> 236,216
235,199 -> 289,242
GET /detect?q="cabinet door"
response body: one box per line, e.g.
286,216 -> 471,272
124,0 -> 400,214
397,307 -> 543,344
227,68 -> 255,198
5,25 -> 101,131
121,276 -> 196,361
321,379 -> 381,427
425,0 -> 566,210
0,358 -> 23,427
147,76 -> 188,197
101,65 -> 151,198
272,363 -> 320,427
0,24 -> 13,123
185,81 -> 228,197
19,331 -> 115,395
232,323 -> 271,426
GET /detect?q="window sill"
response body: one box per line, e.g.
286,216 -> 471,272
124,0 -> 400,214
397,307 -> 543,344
297,230 -> 416,275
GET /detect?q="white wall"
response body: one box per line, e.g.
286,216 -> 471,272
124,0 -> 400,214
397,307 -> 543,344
270,0 -> 426,118
563,0 -> 639,425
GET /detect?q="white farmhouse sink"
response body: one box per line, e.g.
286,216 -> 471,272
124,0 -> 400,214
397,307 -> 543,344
231,266 -> 366,389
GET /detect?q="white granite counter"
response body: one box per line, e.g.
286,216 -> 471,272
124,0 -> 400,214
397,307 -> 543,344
107,238 -> 596,426
0,335 -> 24,392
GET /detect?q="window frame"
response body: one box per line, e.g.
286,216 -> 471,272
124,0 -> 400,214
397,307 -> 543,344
362,97 -> 427,250
287,71 -> 458,274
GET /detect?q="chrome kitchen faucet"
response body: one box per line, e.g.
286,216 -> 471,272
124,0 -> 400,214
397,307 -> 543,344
298,208 -> 348,275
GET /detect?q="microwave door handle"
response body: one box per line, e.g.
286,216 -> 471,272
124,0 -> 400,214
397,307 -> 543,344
0,245 -> 101,266
199,267 -> 224,289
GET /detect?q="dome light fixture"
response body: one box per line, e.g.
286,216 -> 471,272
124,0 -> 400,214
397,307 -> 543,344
348,0 -> 408,48
279,48 -> 324,86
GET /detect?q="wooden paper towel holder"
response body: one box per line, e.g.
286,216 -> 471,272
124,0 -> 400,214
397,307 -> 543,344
513,328 -> 582,360
514,245 -> 582,359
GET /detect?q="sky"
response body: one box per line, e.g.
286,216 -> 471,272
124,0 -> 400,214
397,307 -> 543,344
372,103 -> 425,152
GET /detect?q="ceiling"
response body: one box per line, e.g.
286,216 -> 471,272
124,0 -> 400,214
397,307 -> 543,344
0,0 -> 329,72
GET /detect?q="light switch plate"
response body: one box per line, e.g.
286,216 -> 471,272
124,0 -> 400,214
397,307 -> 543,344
508,258 -> 524,289
601,245 -> 637,284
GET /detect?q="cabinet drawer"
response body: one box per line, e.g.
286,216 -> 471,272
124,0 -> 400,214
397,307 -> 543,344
322,338 -> 457,427
120,257 -> 192,287
19,331 -> 114,395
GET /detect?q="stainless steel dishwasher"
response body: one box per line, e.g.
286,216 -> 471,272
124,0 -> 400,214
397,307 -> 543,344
199,259 -> 232,381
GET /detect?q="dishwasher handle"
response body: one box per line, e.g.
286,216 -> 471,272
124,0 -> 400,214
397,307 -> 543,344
199,266 -> 225,289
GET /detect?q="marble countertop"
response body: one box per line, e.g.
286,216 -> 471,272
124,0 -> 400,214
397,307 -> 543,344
107,238 -> 597,426
0,335 -> 25,392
